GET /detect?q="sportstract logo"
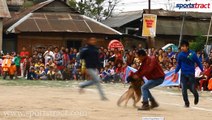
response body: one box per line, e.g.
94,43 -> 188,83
173,0 -> 212,12
176,3 -> 210,9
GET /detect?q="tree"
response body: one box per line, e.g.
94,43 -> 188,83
69,0 -> 120,21
189,35 -> 205,52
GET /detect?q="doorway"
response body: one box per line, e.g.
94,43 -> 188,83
67,40 -> 82,50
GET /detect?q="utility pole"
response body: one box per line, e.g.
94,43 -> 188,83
147,0 -> 155,48
0,18 -> 3,51
178,12 -> 186,47
205,16 -> 212,47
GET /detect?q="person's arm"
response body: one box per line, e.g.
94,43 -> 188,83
193,52 -> 204,72
43,51 -> 49,57
134,57 -> 156,78
175,53 -> 181,74
80,48 -> 87,60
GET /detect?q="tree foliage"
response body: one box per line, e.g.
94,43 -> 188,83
69,0 -> 120,21
189,35 -> 205,52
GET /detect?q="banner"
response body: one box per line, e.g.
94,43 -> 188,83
124,66 -> 181,87
142,14 -> 157,37
171,0 -> 212,12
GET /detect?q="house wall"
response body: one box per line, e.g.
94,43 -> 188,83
16,33 -> 112,53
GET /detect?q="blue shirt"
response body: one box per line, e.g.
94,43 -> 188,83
175,50 -> 203,75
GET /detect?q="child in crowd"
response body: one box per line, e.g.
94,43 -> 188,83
14,54 -> 21,78
9,62 -> 17,79
47,66 -> 55,80
102,66 -> 113,83
37,66 -> 47,80
2,54 -> 12,79
71,63 -> 78,80
55,68 -> 63,80
62,67 -> 71,80
27,67 -> 37,80
34,60 -> 44,69
114,63 -> 123,82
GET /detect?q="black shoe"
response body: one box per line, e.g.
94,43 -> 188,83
150,98 -> 159,109
138,101 -> 150,111
184,103 -> 190,108
194,96 -> 199,105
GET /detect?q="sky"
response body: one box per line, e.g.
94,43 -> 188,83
75,0 -> 212,13
77,0 -> 174,12
116,0 -> 212,12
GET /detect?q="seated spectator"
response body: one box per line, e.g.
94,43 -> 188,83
27,67 -> 37,80
167,47 -> 175,58
114,63 -> 123,82
34,60 -> 44,69
71,64 -> 77,80
44,64 -> 50,74
9,62 -> 17,80
55,68 -> 63,80
102,66 -> 113,83
37,66 -> 47,80
47,66 -> 55,80
62,67 -> 71,80
199,61 -> 212,90
46,60 -> 56,68
2,54 -> 12,79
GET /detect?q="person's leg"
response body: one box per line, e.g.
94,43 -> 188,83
20,63 -> 24,77
188,74 -> 199,105
10,75 -> 14,80
138,78 -> 164,110
3,71 -> 6,79
141,79 -> 164,102
79,69 -> 107,100
180,74 -> 190,107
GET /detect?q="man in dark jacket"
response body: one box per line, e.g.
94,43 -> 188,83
79,37 -> 108,100
131,50 -> 165,110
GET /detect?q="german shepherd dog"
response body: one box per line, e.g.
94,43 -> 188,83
117,76 -> 144,107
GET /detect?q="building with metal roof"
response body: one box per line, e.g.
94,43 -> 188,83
102,9 -> 212,48
0,0 -> 11,51
2,0 -> 145,53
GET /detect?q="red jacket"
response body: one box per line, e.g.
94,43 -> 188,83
133,56 -> 165,80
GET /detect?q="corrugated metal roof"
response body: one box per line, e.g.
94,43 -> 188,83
156,19 -> 212,36
143,9 -> 212,19
0,0 -> 11,18
8,12 -> 121,35
102,11 -> 143,28
4,0 -> 121,35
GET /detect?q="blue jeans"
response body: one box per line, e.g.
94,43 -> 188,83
181,74 -> 199,104
79,68 -> 106,99
141,78 -> 164,102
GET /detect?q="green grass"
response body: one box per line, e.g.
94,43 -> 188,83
0,78 -> 81,88
0,78 -> 126,89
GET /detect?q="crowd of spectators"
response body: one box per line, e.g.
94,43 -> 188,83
0,43 -> 211,91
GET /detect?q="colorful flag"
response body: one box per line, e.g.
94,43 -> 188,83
124,66 -> 138,83
160,70 -> 181,87
124,66 -> 181,86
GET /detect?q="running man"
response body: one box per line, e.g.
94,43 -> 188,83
79,37 -> 108,100
174,40 -> 203,108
